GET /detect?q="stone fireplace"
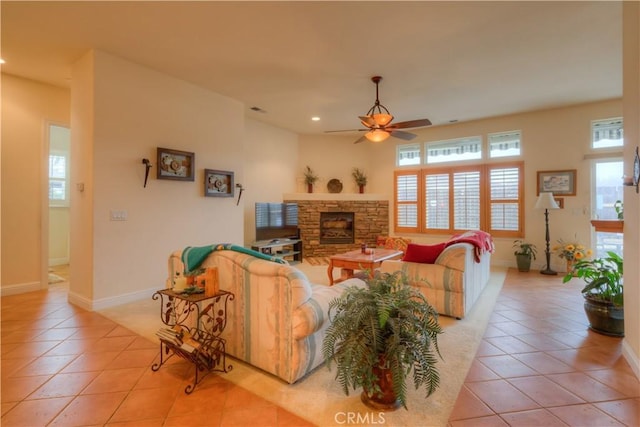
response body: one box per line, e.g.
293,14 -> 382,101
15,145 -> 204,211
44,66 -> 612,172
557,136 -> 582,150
320,212 -> 354,244
284,194 -> 389,258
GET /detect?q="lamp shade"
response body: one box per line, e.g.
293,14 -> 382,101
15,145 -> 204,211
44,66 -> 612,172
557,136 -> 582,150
365,129 -> 390,142
535,192 -> 560,210
372,113 -> 393,127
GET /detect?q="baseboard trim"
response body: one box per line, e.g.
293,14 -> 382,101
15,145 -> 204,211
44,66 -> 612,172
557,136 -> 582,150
0,281 -> 42,296
622,339 -> 640,380
70,286 -> 160,311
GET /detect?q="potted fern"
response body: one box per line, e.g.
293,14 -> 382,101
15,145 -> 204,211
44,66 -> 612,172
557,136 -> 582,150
322,270 -> 443,410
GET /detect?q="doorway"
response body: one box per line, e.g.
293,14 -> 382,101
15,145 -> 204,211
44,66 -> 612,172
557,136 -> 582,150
47,124 -> 71,283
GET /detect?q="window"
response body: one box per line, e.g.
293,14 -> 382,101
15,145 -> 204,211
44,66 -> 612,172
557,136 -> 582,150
592,118 -> 623,149
425,136 -> 482,164
395,172 -> 419,231
255,203 -> 298,228
397,143 -> 421,166
592,159 -> 623,258
49,152 -> 69,206
395,162 -> 523,237
488,131 -> 521,158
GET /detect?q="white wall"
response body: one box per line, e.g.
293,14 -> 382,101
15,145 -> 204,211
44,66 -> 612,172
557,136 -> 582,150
622,0 -> 639,378
297,133 -> 376,194
243,119 -> 299,244
70,50 -> 246,308
1,74 -> 70,293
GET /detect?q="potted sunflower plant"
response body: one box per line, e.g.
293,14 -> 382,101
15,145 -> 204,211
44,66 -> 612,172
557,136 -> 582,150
553,238 -> 592,274
322,270 -> 443,410
562,251 -> 623,337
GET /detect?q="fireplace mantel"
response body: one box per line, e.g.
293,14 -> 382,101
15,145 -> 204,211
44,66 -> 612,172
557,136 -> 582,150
283,193 -> 388,201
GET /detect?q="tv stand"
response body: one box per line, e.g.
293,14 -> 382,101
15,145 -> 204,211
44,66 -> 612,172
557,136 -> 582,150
251,238 -> 302,263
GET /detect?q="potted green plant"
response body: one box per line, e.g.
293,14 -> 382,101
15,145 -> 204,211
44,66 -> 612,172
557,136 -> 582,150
614,200 -> 624,219
512,240 -> 537,272
322,270 -> 443,410
304,166 -> 318,193
563,251 -> 624,337
351,167 -> 368,193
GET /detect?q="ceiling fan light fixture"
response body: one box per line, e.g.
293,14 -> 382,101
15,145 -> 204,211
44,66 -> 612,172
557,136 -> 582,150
365,129 -> 390,142
372,113 -> 393,127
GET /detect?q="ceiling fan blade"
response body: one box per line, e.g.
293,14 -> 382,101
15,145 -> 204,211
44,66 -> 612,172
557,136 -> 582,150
359,115 -> 376,128
390,130 -> 417,141
353,135 -> 368,144
325,129 -> 367,133
390,118 -> 432,129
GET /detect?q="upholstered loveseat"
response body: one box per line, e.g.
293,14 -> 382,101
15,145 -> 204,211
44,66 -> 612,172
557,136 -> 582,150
167,245 -> 365,384
380,231 -> 493,319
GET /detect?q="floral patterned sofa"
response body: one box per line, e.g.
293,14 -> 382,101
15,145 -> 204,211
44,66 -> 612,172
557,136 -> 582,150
380,231 -> 493,319
167,245 -> 365,384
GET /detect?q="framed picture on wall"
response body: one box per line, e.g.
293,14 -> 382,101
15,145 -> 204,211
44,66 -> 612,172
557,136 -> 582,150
157,147 -> 195,181
554,197 -> 564,209
204,169 -> 234,197
536,169 -> 576,196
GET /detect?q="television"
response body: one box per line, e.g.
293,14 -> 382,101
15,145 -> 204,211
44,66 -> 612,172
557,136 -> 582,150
255,202 -> 299,241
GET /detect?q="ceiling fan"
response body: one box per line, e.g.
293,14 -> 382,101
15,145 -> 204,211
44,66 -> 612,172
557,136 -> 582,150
327,76 -> 432,144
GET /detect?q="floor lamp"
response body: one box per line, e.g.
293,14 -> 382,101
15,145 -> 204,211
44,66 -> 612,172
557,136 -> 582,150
535,192 -> 560,275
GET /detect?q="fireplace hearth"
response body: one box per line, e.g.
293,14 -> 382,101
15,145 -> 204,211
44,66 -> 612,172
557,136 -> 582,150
320,212 -> 354,244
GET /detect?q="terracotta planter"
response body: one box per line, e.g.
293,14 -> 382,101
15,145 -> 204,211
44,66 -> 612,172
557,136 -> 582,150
360,359 -> 401,411
583,296 -> 624,337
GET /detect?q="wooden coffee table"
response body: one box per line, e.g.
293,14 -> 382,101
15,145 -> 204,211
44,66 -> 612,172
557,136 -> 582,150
327,248 -> 403,286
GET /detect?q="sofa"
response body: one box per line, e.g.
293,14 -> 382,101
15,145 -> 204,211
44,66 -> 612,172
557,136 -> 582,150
167,244 -> 365,384
379,231 -> 493,319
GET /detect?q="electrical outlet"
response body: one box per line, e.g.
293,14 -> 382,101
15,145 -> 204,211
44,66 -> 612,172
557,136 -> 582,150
110,210 -> 128,221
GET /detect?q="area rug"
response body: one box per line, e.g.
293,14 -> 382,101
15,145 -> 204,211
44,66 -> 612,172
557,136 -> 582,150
303,256 -> 330,266
99,263 -> 506,427
48,273 -> 66,284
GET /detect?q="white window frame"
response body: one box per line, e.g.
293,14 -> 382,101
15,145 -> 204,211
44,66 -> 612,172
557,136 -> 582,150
488,130 -> 521,158
396,143 -> 421,166
424,136 -> 483,164
591,118 -> 623,150
49,150 -> 70,207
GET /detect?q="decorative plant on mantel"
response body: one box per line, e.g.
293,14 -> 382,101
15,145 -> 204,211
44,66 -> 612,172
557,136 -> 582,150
322,270 -> 443,410
351,167 -> 368,193
303,166 -> 319,193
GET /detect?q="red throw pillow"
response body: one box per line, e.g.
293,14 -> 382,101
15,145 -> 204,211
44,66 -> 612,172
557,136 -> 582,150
402,242 -> 446,264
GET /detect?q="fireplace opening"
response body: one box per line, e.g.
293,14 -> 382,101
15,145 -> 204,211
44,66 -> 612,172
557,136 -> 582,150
320,212 -> 355,244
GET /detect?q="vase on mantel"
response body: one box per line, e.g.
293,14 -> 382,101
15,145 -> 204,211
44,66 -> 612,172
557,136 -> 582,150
307,183 -> 313,193
359,184 -> 365,194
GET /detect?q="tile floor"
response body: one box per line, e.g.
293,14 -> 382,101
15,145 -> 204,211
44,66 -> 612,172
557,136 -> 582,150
1,268 -> 638,426
449,269 -> 639,427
